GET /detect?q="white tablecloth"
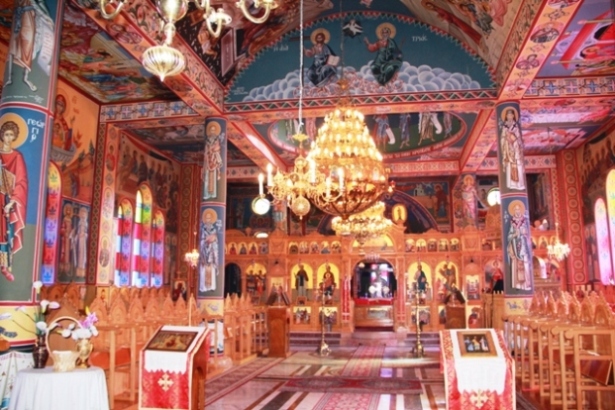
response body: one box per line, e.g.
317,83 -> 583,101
8,366 -> 109,410
450,329 -> 507,394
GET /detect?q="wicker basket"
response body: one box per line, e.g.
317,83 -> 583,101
46,316 -> 81,372
50,350 -> 79,372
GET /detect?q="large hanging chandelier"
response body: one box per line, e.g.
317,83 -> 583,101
547,222 -> 570,262
98,0 -> 276,80
331,202 -> 392,254
307,100 -> 391,220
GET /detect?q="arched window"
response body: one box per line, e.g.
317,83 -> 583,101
132,186 -> 153,287
43,163 -> 62,284
594,169 -> 615,284
594,198 -> 612,284
115,199 -> 133,287
150,210 -> 165,287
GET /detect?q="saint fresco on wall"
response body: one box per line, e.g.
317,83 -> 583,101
57,200 -> 90,283
116,136 -> 180,213
54,81 -> 99,204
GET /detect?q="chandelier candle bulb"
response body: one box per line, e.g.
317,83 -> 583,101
258,173 -> 264,196
266,164 -> 273,186
339,168 -> 344,191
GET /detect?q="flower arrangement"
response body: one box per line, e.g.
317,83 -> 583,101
59,308 -> 99,340
0,281 -> 60,337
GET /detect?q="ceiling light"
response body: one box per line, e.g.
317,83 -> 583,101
99,0 -> 276,80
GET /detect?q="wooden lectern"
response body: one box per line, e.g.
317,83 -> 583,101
445,288 -> 466,329
267,306 -> 291,357
139,325 -> 211,410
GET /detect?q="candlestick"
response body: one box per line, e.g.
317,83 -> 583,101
266,164 -> 273,186
258,173 -> 264,196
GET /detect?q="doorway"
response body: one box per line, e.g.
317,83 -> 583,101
224,263 -> 242,297
352,259 -> 397,299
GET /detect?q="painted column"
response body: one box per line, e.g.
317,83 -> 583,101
0,2 -> 64,406
557,150 -> 585,288
395,256 -> 407,330
495,102 -> 534,312
198,118 -> 227,316
0,0 -> 64,337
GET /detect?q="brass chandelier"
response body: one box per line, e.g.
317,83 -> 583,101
256,1 -> 391,221
331,202 -> 392,254
265,133 -> 314,219
307,103 -> 391,219
256,0 -> 317,219
99,0 -> 277,80
547,222 -> 570,262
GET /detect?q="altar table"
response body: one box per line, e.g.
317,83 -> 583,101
8,366 -> 109,410
440,329 -> 515,410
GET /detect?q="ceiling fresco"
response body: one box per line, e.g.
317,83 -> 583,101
229,14 -> 494,103
126,124 -> 257,166
538,0 -> 615,78
253,111 -> 476,167
58,4 -> 177,103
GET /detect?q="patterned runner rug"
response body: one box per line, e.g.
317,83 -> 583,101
204,356 -> 284,406
341,345 -> 385,377
281,376 -> 422,394
309,345 -> 388,409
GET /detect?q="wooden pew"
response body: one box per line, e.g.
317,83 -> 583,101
563,294 -> 615,409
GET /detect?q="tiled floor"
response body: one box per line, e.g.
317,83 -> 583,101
209,346 -> 444,410
115,345 -> 547,410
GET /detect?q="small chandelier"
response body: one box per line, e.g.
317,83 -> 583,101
307,102 -> 391,219
256,0 -> 316,220
331,202 -> 392,254
265,135 -> 314,219
99,0 -> 276,80
184,248 -> 199,268
547,222 -> 570,262
142,43 -> 185,82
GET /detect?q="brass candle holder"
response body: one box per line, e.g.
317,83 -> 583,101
316,288 -> 330,357
411,283 -> 424,358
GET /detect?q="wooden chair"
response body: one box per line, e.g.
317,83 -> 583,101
89,296 -> 137,408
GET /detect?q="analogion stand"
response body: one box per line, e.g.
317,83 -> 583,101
139,325 -> 211,410
440,328 -> 515,410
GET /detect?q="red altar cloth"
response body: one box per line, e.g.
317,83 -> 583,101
139,325 -> 210,410
440,329 -> 515,410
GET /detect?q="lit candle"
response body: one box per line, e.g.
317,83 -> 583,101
338,167 -> 344,191
258,173 -> 264,196
266,164 -> 273,186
